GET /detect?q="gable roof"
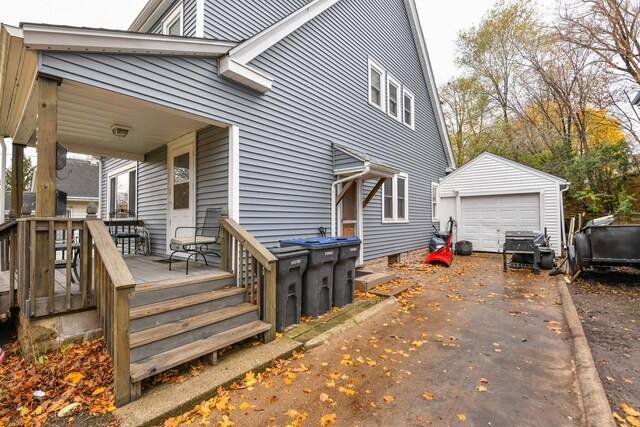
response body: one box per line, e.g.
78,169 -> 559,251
56,158 -> 100,199
218,0 -> 456,168
439,152 -> 569,186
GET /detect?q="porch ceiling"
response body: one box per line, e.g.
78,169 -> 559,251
32,80 -> 218,160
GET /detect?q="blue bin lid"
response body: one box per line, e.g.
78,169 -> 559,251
280,237 -> 339,246
335,236 -> 362,244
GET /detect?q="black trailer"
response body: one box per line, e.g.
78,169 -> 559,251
569,224 -> 640,274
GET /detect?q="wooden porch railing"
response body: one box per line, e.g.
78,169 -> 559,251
16,217 -> 92,316
0,218 -> 18,310
219,209 -> 278,342
86,220 -> 135,407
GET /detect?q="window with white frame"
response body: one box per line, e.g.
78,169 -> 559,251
108,164 -> 137,216
403,88 -> 415,129
387,76 -> 401,121
368,59 -> 385,111
382,173 -> 409,223
431,182 -> 439,221
163,4 -> 183,36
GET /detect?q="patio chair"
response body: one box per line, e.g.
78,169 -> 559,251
169,208 -> 221,274
108,209 -> 150,256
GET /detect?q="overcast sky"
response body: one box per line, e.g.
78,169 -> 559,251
1,0 -> 561,83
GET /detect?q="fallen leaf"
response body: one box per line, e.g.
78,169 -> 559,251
477,386 -> 488,392
457,413 -> 467,421
423,392 -> 435,400
66,372 -> 85,384
239,402 -> 250,412
383,395 -> 395,403
622,404 -> 640,417
218,415 -> 234,427
320,413 -> 336,426
627,415 -> 640,427
92,387 -> 106,396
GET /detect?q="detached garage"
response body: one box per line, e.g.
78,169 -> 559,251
435,152 -> 569,254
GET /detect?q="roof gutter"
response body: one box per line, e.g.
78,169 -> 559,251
22,24 -> 236,57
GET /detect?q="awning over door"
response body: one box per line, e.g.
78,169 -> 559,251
333,144 -> 400,179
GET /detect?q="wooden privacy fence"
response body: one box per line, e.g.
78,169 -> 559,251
219,210 -> 278,342
0,219 -> 17,310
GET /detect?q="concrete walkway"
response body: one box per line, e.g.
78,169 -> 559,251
167,254 -> 587,426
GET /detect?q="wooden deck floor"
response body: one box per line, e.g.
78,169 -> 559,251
0,254 -> 222,296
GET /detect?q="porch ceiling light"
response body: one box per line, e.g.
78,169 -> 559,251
111,124 -> 132,138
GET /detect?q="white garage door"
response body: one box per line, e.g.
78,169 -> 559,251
460,194 -> 540,252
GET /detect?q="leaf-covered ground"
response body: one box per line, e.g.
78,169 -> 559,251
570,268 -> 640,427
0,337 -> 118,426
161,254 -> 585,426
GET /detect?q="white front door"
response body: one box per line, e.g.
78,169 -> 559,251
167,133 -> 196,255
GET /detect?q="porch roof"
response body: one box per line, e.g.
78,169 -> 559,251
333,143 -> 400,180
0,23 -> 233,160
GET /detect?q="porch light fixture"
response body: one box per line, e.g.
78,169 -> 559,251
111,124 -> 132,138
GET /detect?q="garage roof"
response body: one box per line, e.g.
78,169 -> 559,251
439,152 -> 568,186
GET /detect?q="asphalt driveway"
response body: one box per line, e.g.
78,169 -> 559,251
168,254 -> 585,426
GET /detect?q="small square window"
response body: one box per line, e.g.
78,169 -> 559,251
403,88 -> 415,129
368,59 -> 385,111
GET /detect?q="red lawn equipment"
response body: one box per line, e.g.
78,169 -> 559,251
424,217 -> 457,267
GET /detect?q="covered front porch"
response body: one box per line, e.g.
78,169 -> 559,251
0,24 -> 277,408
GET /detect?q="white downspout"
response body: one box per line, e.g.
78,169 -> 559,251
331,164 -> 370,237
0,138 -> 6,223
560,183 -> 570,254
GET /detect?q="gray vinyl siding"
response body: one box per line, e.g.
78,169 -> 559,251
183,0 -> 197,37
203,0 -> 312,41
334,150 -> 363,171
196,126 -> 229,264
137,147 -> 168,256
42,0 -> 449,260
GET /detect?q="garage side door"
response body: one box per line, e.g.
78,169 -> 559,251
460,194 -> 540,252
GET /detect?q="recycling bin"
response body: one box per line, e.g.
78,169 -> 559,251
333,237 -> 362,308
269,246 -> 309,332
280,237 -> 339,317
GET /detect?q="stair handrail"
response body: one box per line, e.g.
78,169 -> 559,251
219,208 -> 277,342
85,218 -> 135,407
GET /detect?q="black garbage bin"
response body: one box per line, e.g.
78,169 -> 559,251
333,237 -> 361,308
280,237 -> 339,317
269,246 -> 308,332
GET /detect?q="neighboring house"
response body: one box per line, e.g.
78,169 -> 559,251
436,152 -> 569,254
85,0 -> 456,263
5,158 -> 99,216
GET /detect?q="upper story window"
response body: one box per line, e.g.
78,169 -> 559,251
368,59 -> 385,111
382,173 -> 409,223
431,182 -> 439,221
387,76 -> 401,121
163,4 -> 183,36
403,88 -> 415,129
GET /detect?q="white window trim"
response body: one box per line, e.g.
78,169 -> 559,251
162,3 -> 183,36
106,162 -> 137,215
431,182 -> 440,221
387,75 -> 401,121
368,58 -> 386,112
403,87 -> 415,130
381,173 -> 410,223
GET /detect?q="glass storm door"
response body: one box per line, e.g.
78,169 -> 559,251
167,134 -> 196,254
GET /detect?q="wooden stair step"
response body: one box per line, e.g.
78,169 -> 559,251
130,320 -> 271,383
130,303 -> 258,349
130,287 -> 245,320
134,271 -> 235,295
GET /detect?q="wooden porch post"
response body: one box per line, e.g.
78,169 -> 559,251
11,143 -> 25,218
35,77 -> 58,298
